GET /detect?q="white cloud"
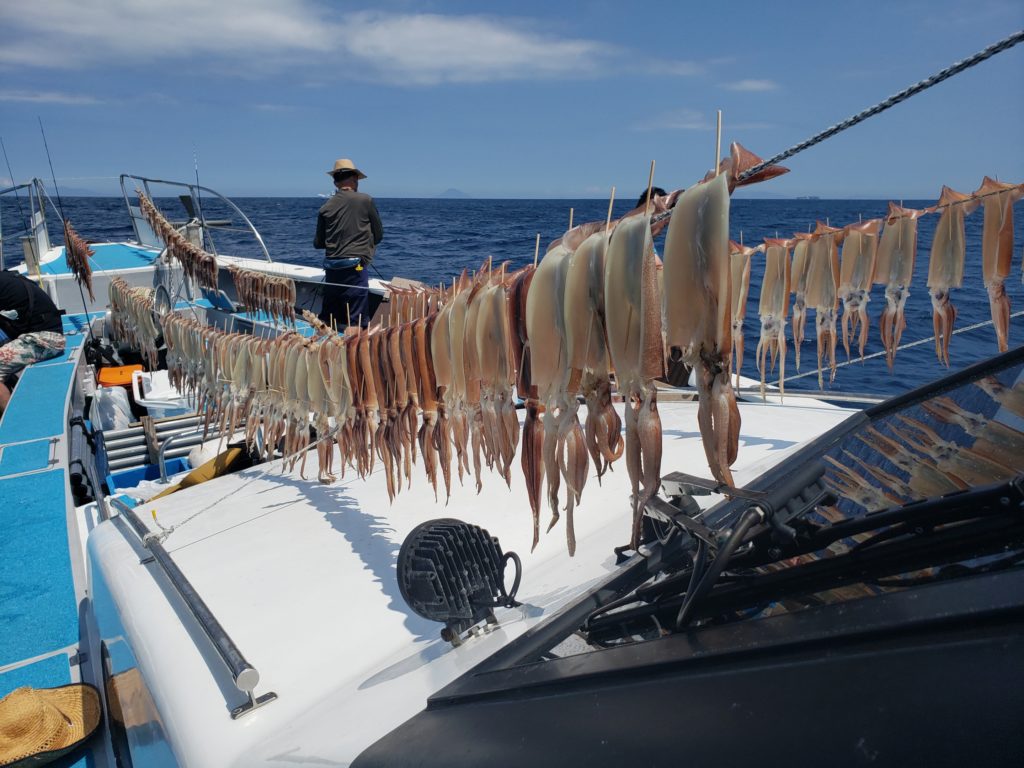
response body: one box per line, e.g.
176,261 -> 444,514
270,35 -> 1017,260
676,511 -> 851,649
0,89 -> 100,105
342,12 -> 611,85
725,79 -> 779,92
634,109 -> 712,131
0,0 -> 334,69
0,2 -> 617,85
633,109 -> 775,133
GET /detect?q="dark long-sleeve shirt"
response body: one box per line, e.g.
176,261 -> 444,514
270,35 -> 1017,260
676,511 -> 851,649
314,189 -> 383,266
0,270 -> 63,339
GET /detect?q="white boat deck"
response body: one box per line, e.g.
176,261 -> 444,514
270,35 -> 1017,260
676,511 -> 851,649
89,397 -> 854,766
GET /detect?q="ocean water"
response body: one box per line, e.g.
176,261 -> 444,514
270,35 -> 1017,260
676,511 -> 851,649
6,193 -> 1023,399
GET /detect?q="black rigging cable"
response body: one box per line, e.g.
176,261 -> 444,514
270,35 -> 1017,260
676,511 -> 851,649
738,29 -> 1024,182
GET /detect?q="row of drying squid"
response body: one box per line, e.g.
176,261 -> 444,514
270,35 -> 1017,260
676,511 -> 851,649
824,376 -> 1024,512
137,143 -> 782,554
227,264 -> 297,325
137,190 -> 220,291
743,177 -> 1022,394
63,219 -> 95,301
109,278 -> 160,370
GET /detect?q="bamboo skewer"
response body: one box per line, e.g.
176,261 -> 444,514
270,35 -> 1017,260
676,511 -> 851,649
643,160 -> 656,216
533,233 -> 541,267
715,109 -> 723,176
606,186 -> 616,231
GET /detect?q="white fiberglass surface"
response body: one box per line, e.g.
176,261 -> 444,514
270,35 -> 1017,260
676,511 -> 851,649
94,398 -> 852,766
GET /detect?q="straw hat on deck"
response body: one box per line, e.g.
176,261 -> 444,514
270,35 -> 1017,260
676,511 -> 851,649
0,684 -> 101,766
326,158 -> 367,179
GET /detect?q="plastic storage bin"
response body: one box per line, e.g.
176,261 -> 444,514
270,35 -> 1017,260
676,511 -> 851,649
130,370 -> 192,419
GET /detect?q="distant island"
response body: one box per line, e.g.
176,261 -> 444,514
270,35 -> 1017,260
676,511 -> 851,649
437,188 -> 469,199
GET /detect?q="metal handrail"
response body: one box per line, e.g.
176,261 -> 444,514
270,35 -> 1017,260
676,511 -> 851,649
119,174 -> 273,262
157,425 -> 223,483
0,179 -> 57,270
108,496 -> 277,718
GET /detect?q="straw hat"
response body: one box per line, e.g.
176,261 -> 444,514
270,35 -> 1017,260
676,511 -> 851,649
0,684 -> 101,767
326,158 -> 367,180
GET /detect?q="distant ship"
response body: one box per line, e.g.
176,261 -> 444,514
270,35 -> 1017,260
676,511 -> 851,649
795,195 -> 820,200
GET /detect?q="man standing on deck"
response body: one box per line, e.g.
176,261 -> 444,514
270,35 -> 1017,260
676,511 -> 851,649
0,270 -> 65,413
315,158 -> 383,328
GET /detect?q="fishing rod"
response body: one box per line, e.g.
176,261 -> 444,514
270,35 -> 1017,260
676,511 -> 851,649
192,144 -> 207,250
0,137 -> 32,272
38,117 -> 97,344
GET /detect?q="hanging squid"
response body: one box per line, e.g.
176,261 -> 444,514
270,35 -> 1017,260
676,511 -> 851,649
663,172 -> 738,488
525,243 -> 573,549
926,186 -> 979,366
606,213 -> 663,549
756,238 -> 791,399
729,240 -> 760,388
874,202 -> 927,370
975,177 -> 1023,353
838,218 -> 881,360
804,221 -> 844,387
789,232 -> 814,371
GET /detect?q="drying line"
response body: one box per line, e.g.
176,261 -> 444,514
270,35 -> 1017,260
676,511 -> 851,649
774,309 -> 1024,386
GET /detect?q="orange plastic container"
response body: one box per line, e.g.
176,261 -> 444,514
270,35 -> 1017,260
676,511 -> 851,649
97,364 -> 143,388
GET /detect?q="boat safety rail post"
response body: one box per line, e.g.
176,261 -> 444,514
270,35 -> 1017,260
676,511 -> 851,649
108,496 -> 278,718
157,424 -> 230,483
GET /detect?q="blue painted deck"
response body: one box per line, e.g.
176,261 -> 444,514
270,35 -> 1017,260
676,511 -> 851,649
0,469 -> 79,668
0,654 -> 72,698
41,242 -> 159,275
0,439 -> 53,476
0,313 -> 85,744
0,362 -> 76,443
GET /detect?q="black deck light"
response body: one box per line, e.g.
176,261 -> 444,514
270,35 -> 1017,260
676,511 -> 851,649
397,519 -> 522,646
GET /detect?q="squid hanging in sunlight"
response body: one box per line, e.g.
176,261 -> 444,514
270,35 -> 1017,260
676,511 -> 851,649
789,232 -> 814,371
606,214 -> 664,549
526,243 -> 574,550
804,222 -> 844,387
975,177 -> 1023,353
664,172 -> 738,489
926,186 -> 979,366
564,229 -> 622,492
838,218 -> 881,360
874,203 -> 927,370
756,238 -> 791,399
729,240 -> 761,388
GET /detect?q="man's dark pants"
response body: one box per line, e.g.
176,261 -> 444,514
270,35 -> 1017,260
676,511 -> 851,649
320,259 -> 369,328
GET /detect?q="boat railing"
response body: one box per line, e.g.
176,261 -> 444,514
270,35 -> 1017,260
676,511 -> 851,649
0,178 -> 55,271
108,495 -> 278,719
119,174 -> 273,263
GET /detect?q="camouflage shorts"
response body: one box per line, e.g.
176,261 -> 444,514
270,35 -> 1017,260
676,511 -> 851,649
0,332 -> 66,380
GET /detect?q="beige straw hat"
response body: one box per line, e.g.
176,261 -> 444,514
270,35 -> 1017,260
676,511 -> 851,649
326,158 -> 367,179
0,684 -> 101,767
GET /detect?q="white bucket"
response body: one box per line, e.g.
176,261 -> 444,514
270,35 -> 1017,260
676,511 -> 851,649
131,370 -> 192,419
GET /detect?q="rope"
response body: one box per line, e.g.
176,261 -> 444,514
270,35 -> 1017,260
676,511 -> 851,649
739,30 -> 1024,182
774,309 -> 1024,386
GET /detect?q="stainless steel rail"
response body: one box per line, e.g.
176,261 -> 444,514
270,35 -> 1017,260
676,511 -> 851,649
119,174 -> 272,262
157,426 -> 224,483
108,496 -> 277,718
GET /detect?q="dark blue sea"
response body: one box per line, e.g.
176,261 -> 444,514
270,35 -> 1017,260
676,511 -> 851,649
7,194 -> 1023,399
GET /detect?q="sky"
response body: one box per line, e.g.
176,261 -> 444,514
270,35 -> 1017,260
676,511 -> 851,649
1,0 -> 1022,199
